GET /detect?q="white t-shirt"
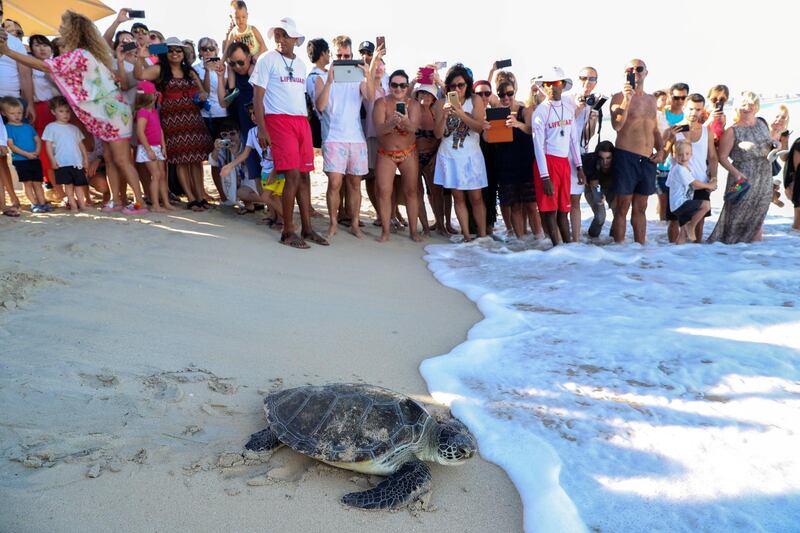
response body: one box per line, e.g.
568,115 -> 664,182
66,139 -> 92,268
0,120 -> 7,147
0,35 -> 26,97
323,82 -> 365,143
33,70 -> 58,102
676,127 -> 710,183
532,98 -> 582,177
193,61 -> 228,118
246,127 -> 274,173
306,66 -> 328,116
249,50 -> 308,116
666,164 -> 695,212
42,122 -> 85,167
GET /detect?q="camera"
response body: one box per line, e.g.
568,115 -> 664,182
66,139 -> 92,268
585,94 -> 597,108
219,139 -> 231,148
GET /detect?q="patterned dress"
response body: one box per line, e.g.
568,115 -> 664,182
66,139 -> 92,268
708,119 -> 774,244
46,49 -> 132,141
159,77 -> 213,165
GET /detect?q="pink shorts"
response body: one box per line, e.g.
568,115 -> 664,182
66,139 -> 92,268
264,114 -> 314,172
322,141 -> 368,176
534,155 -> 571,213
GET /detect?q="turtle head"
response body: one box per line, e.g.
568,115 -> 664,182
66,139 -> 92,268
432,419 -> 477,465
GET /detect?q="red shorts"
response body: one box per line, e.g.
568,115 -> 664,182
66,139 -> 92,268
534,155 -> 571,213
264,114 -> 314,173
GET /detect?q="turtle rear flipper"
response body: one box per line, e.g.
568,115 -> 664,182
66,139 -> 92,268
245,428 -> 281,452
341,460 -> 432,510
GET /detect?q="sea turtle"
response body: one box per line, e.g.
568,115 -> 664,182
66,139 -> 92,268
245,383 -> 477,509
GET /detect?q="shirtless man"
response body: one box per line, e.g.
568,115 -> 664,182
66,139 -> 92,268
373,70 -> 422,242
610,59 -> 663,244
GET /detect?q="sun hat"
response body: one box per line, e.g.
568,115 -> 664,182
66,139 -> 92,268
414,84 -> 438,98
267,17 -> 305,46
538,66 -> 573,92
358,41 -> 375,54
164,37 -> 190,50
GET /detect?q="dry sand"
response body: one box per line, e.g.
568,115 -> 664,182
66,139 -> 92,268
0,174 -> 523,532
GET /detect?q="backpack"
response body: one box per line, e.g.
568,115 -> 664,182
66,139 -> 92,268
306,72 -> 322,149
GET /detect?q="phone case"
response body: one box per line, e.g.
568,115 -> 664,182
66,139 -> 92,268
485,108 -> 513,143
447,92 -> 459,106
418,68 -> 434,85
496,59 -> 512,69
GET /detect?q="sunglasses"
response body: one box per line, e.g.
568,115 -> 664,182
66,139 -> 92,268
447,82 -> 467,90
671,95 -> 687,100
542,80 -> 564,88
336,53 -> 352,59
200,46 -> 216,53
389,82 -> 408,89
168,48 -> 184,54
149,34 -> 160,40
133,29 -> 148,35
498,91 -> 515,98
579,76 -> 598,82
626,66 -> 645,73
228,59 -> 247,67
475,91 -> 492,97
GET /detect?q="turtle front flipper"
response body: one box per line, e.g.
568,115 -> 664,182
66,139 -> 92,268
245,428 -> 281,452
341,460 -> 432,510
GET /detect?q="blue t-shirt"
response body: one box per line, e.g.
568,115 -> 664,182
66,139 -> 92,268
658,110 -> 686,172
6,123 -> 38,161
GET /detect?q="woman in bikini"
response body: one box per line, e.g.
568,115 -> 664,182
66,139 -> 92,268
414,84 -> 441,236
373,70 -> 422,242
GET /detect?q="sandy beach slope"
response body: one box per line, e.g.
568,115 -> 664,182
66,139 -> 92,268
0,195 -> 522,532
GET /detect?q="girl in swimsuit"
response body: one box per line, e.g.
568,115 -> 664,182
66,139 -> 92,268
373,70 -> 422,242
415,85 -> 442,236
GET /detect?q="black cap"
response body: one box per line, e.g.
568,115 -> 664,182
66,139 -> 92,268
131,22 -> 149,32
358,41 -> 374,54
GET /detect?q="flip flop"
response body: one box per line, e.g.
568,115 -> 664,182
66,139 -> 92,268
2,208 -> 20,217
302,231 -> 330,246
280,232 -> 310,249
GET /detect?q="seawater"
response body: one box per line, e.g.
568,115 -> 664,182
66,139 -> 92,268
421,213 -> 800,531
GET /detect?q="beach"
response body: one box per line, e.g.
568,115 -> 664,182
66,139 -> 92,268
0,173 -> 522,532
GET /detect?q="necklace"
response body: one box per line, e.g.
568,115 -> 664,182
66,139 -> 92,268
279,53 -> 295,80
551,101 -> 565,136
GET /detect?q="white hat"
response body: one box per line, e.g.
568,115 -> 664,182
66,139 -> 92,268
267,17 -> 305,46
164,37 -> 191,50
414,84 -> 438,98
538,66 -> 573,92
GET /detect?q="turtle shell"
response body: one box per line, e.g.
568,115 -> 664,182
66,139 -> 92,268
264,383 -> 431,464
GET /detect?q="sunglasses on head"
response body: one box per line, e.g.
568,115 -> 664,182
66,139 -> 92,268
542,80 -> 564,88
475,91 -> 492,97
390,82 -> 408,89
228,59 -> 246,67
579,76 -> 598,82
671,95 -> 687,101
447,82 -> 467,90
626,66 -> 645,73
200,46 -> 216,53
498,90 -> 515,98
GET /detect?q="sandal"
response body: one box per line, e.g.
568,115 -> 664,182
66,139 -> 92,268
199,199 -> 212,210
2,208 -> 20,217
302,231 -> 330,246
280,232 -> 310,249
238,206 -> 256,215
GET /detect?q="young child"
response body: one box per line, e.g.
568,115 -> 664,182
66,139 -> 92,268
0,118 -> 20,216
41,96 -> 90,212
666,140 -> 717,244
3,97 -> 51,213
134,82 -> 173,212
225,1 -> 267,58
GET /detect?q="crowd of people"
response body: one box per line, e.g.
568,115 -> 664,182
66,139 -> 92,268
1,2 -> 798,250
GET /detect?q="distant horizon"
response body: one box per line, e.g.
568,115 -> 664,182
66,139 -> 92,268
50,0 -> 799,98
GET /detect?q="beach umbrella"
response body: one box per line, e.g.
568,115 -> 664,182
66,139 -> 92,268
4,0 -> 115,37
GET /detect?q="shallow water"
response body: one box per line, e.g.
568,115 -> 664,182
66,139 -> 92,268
421,214 -> 800,533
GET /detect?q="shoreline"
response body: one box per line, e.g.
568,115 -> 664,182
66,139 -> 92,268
0,205 -> 523,532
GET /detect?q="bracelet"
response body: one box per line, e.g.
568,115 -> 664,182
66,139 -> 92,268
541,176 -> 551,181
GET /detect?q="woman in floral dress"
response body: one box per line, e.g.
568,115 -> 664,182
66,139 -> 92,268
0,11 -> 147,214
135,38 -> 213,211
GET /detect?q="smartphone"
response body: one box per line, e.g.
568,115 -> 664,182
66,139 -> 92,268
418,67 -> 434,85
592,96 -> 608,111
376,36 -> 385,53
715,100 -> 725,112
206,56 -> 221,63
676,124 -> 690,133
396,102 -> 406,115
495,59 -> 512,69
435,61 -> 447,70
447,91 -> 458,106
127,9 -> 145,18
148,43 -> 168,55
626,71 -> 636,89
121,41 -> 138,53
